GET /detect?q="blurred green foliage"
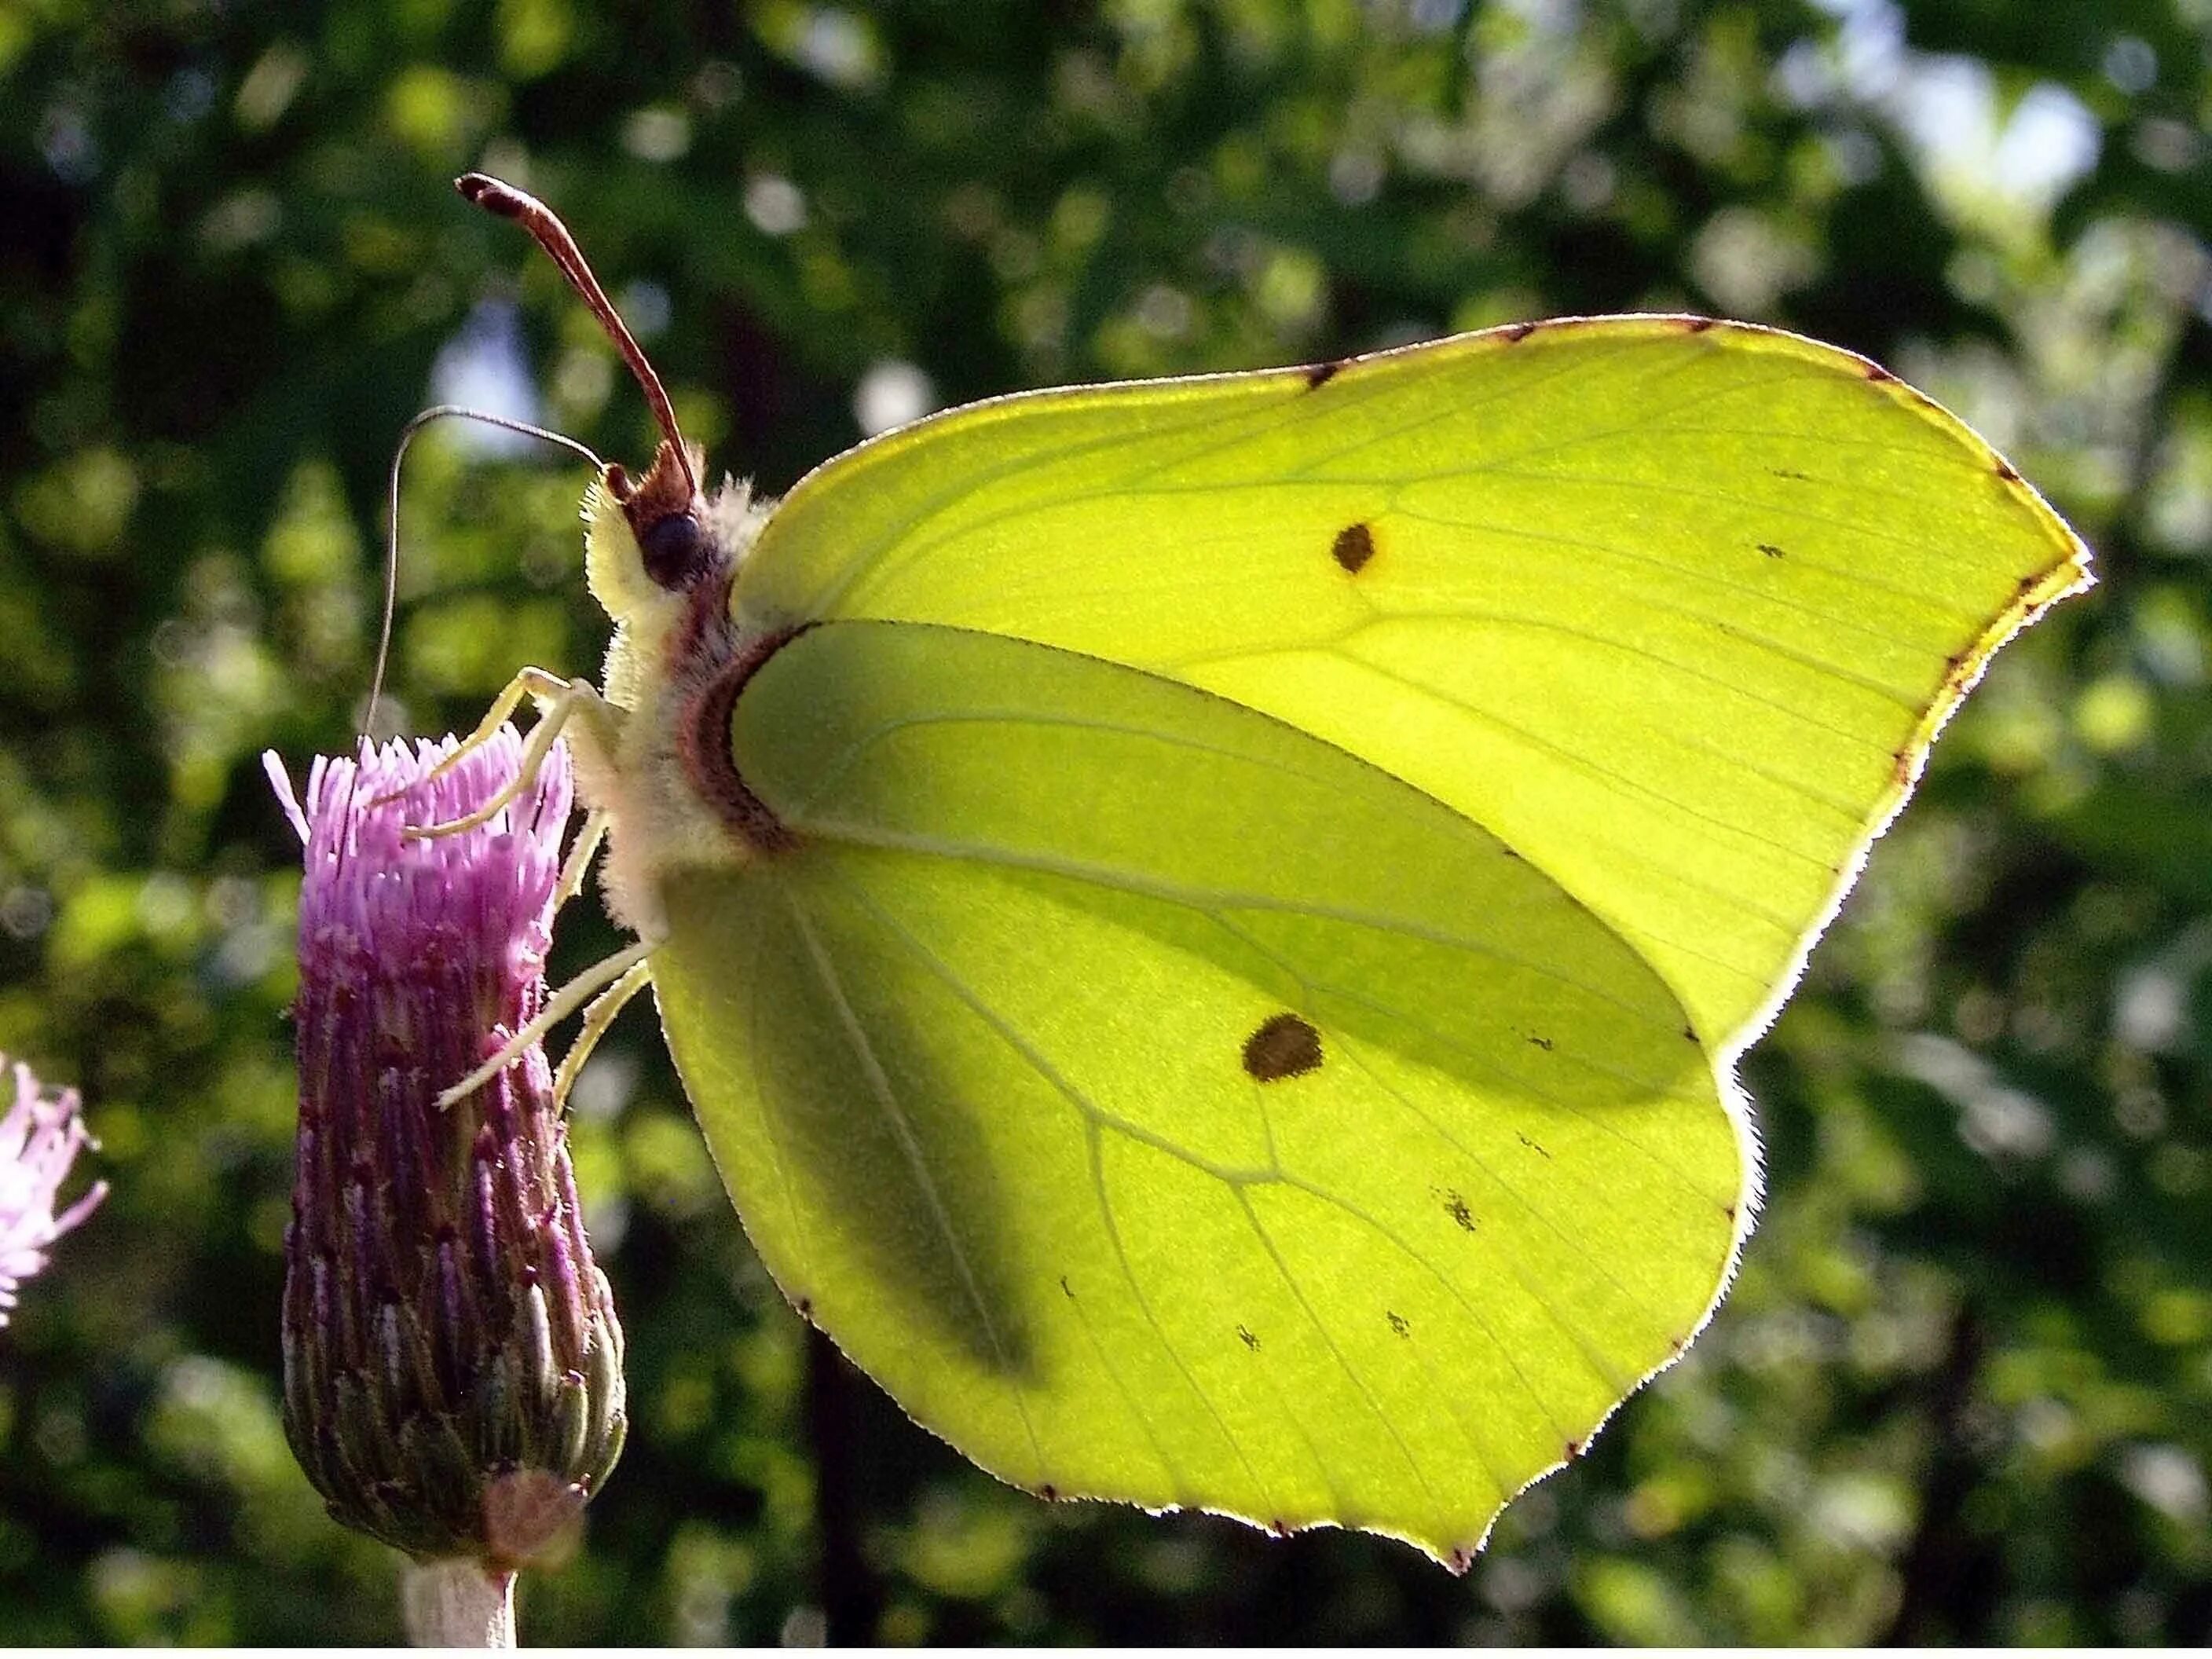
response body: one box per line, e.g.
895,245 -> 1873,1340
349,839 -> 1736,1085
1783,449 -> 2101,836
1,0 -> 2209,1642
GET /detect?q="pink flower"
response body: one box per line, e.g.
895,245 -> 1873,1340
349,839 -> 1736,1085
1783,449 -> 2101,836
266,731 -> 624,1567
0,1059 -> 105,1328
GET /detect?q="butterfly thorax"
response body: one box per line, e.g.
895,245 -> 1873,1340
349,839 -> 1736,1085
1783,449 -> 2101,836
581,461 -> 792,938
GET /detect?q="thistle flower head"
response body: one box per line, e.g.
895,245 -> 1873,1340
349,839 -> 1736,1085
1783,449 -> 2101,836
0,1060 -> 104,1328
268,730 -> 624,1567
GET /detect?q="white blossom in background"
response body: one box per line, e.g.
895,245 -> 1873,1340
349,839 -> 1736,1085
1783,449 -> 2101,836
0,1058 -> 105,1328
854,358 -> 936,437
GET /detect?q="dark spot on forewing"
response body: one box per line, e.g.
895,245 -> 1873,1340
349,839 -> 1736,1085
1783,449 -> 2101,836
1244,1013 -> 1323,1081
1331,522 -> 1375,575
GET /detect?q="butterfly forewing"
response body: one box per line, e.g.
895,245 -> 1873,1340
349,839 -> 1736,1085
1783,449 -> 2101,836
731,320 -> 2089,1050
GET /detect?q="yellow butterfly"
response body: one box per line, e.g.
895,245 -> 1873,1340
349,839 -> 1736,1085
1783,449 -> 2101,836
420,174 -> 2087,1564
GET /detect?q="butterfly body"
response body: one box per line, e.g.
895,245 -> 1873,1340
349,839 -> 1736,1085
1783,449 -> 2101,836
449,174 -> 2087,1566
569,460 -> 786,938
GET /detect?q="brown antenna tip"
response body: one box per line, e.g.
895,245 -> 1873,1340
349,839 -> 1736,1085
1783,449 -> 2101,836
455,170 -> 698,499
456,172 -> 526,218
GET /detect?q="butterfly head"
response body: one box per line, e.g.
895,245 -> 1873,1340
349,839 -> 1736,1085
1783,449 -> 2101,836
590,436 -> 716,607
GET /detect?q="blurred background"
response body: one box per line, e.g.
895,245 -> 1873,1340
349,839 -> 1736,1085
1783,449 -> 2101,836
2,0 -> 2209,1643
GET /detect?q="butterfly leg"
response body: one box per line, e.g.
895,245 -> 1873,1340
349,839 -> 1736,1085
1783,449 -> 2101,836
554,808 -> 611,912
371,665 -> 565,807
550,953 -> 654,1111
405,673 -> 613,841
435,933 -> 661,1111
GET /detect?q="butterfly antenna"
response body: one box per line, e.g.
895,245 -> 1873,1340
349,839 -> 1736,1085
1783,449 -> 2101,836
363,405 -> 605,745
339,405 -> 606,860
456,172 -> 698,500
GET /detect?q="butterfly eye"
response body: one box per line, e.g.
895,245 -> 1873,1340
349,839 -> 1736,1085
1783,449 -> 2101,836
638,510 -> 707,590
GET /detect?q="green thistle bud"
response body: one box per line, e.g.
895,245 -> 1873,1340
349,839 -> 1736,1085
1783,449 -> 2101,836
268,731 -> 625,1569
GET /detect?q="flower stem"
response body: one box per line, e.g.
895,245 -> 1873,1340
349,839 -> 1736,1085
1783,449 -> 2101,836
401,1560 -> 518,1648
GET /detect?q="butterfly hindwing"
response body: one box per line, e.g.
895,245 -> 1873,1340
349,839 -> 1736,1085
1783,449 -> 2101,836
650,621 -> 1741,1561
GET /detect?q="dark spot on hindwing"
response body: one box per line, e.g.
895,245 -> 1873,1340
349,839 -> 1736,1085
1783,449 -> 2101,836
1331,522 -> 1375,575
1243,1013 -> 1323,1082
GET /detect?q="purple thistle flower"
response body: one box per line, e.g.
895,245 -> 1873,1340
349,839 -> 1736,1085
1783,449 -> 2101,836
266,729 -> 625,1568
0,1060 -> 105,1328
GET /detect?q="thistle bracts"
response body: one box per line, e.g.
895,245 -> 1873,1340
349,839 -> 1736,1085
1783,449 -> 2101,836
269,732 -> 624,1566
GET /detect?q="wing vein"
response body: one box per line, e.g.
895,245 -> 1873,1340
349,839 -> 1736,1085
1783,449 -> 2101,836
821,867 -> 1285,1505
1232,1188 -> 1445,1512
793,820 -> 1697,1033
